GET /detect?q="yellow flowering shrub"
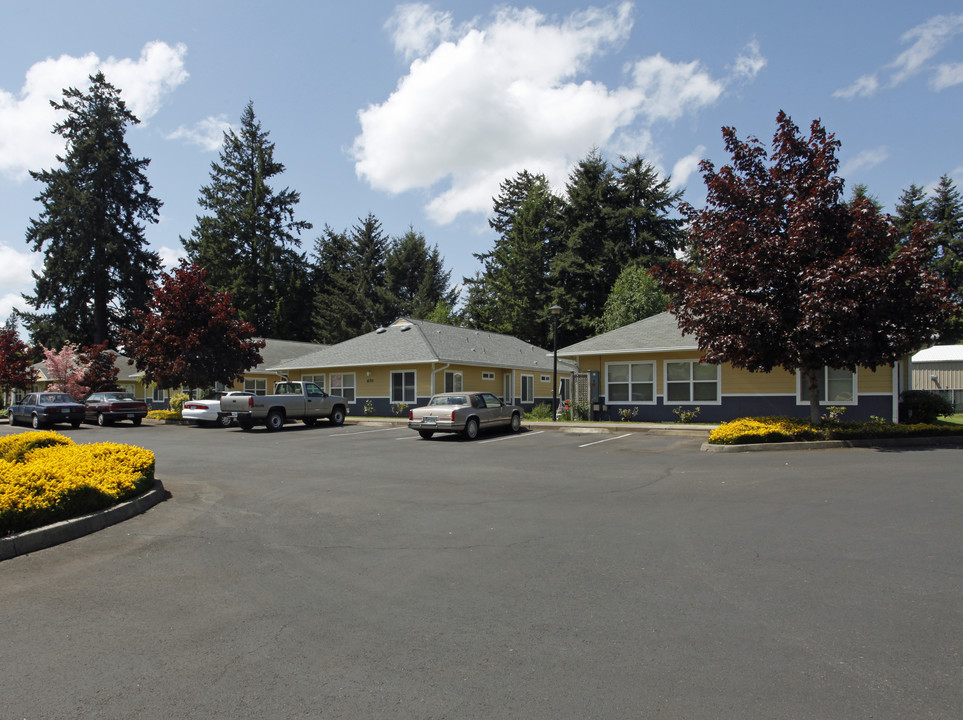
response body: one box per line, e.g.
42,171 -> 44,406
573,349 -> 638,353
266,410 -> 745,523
0,430 -> 74,463
147,410 -> 180,420
709,416 -> 963,445
0,432 -> 155,535
709,416 -> 821,445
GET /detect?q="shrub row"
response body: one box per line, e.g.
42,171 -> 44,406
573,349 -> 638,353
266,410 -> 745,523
709,416 -> 963,445
0,432 -> 155,536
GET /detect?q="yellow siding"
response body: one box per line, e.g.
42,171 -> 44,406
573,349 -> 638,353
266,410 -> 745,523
857,366 -> 894,394
573,353 -> 895,397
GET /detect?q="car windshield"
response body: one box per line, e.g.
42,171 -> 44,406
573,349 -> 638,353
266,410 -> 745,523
40,394 -> 73,404
429,395 -> 467,406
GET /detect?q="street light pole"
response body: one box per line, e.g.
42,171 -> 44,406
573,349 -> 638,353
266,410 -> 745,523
550,305 -> 561,421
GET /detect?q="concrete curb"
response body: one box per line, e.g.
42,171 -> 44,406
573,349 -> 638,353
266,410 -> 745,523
702,435 -> 963,453
0,479 -> 170,562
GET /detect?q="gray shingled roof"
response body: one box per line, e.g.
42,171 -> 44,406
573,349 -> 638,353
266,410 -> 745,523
557,312 -> 697,356
251,338 -> 327,372
271,318 -> 573,372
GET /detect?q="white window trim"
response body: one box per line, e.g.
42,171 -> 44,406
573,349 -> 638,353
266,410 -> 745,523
331,372 -> 357,404
482,371 -> 495,381
605,361 -> 657,405
663,360 -> 721,405
796,367 -> 858,406
302,374 -> 326,391
391,369 -> 417,404
444,370 -> 463,393
521,374 -> 535,403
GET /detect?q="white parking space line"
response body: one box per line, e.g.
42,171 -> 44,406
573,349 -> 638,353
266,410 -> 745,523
335,427 -> 406,437
479,430 -> 545,444
578,433 -> 632,448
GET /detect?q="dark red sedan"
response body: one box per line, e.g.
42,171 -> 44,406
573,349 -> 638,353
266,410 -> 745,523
84,392 -> 149,426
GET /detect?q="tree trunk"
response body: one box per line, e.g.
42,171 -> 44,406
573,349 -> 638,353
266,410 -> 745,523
806,368 -> 822,425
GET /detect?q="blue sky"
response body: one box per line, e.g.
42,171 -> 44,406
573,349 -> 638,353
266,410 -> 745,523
1,1 -> 961,329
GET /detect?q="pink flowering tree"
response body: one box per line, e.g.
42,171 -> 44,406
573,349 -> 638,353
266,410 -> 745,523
42,343 -> 90,400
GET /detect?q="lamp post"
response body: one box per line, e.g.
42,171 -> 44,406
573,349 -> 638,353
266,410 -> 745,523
550,304 -> 562,420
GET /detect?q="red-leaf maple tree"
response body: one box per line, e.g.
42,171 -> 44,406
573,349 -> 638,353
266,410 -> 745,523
80,341 -> 121,394
656,111 -> 957,423
121,263 -> 265,391
0,325 -> 36,403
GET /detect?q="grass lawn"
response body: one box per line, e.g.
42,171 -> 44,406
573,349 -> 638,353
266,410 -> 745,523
938,414 -> 963,426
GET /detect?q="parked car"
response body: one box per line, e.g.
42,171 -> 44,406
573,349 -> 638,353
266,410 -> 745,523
220,382 -> 346,431
183,391 -> 253,427
408,391 -> 522,440
84,392 -> 149,426
9,392 -> 85,429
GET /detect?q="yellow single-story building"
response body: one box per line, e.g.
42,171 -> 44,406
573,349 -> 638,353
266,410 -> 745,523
266,317 -> 576,415
557,312 -> 904,423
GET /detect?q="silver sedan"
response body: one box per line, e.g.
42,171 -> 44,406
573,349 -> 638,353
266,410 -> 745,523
408,391 -> 522,440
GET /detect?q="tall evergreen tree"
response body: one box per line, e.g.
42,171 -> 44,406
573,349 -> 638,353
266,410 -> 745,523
463,171 -> 564,347
311,214 -> 394,343
183,101 -> 311,338
928,176 -> 963,295
551,151 -> 616,344
384,228 -> 457,320
609,155 -> 685,268
893,184 -> 929,241
22,72 -> 162,348
549,151 -> 683,344
927,175 -> 963,340
311,226 -> 359,344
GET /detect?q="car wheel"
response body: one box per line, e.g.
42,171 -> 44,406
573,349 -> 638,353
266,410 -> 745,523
510,413 -> 521,433
329,406 -> 345,426
70,421 -> 81,429
464,417 -> 479,440
302,417 -> 318,427
265,410 -> 284,432
217,414 -> 233,428
133,417 -> 142,426
97,413 -> 108,427
419,430 -> 434,440
238,418 -> 254,431
7,414 -> 16,426
31,414 -> 41,429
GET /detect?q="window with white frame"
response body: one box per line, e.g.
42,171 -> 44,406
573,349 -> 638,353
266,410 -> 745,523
444,371 -> 463,393
798,367 -> 856,404
665,361 -> 719,403
302,374 -> 325,391
482,371 -> 495,381
152,386 -> 167,402
391,370 -> 416,404
541,374 -> 551,383
521,374 -> 535,403
244,378 -> 267,395
606,362 -> 656,403
330,372 -> 356,403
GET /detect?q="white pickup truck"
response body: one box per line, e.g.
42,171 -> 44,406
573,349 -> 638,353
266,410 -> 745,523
219,381 -> 347,431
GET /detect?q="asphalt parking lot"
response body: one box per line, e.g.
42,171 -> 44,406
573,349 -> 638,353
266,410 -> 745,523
2,420 -> 962,719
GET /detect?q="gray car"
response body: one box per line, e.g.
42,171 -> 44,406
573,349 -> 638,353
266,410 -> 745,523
408,391 -> 522,440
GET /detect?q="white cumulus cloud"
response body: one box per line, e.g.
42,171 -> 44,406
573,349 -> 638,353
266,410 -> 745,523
840,146 -> 890,177
835,13 -> 963,98
167,114 -> 233,151
0,41 -> 188,180
353,3 -> 756,224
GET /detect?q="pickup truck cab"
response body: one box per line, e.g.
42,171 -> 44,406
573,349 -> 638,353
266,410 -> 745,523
220,381 -> 347,431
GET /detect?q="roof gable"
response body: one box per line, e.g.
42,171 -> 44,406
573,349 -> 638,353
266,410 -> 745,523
557,312 -> 696,356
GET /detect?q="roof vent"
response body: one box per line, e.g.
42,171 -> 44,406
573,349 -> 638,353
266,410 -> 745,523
375,327 -> 387,334
400,326 -> 411,332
